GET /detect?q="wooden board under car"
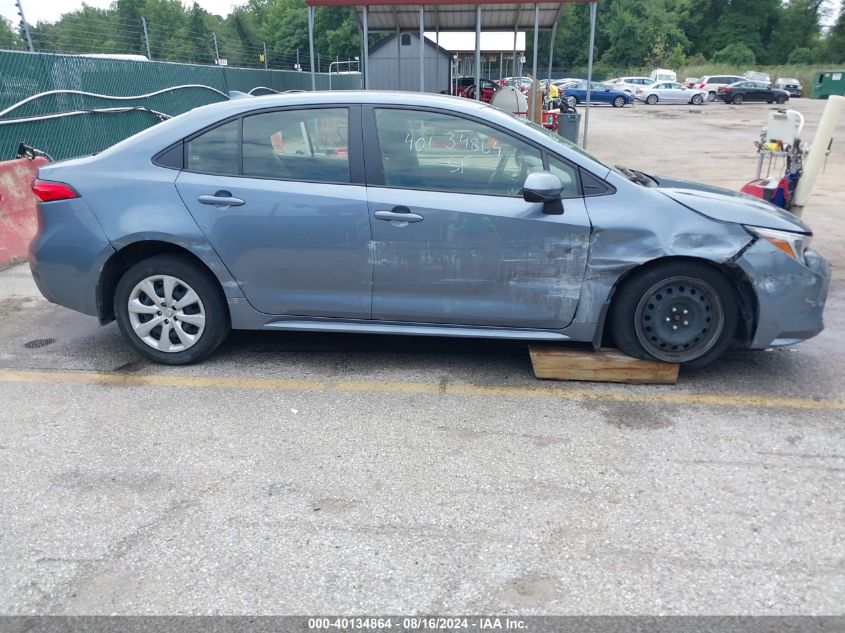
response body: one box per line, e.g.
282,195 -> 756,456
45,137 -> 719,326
529,346 -> 679,385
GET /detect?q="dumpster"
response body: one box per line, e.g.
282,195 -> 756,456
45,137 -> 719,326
558,112 -> 581,143
811,70 -> 845,99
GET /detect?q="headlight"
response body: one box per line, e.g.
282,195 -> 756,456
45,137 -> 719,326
746,226 -> 811,262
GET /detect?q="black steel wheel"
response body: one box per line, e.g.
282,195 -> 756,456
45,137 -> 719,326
608,262 -> 739,366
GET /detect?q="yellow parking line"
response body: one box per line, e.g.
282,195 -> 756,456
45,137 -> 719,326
0,368 -> 843,411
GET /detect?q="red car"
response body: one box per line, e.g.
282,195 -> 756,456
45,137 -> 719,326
453,77 -> 498,103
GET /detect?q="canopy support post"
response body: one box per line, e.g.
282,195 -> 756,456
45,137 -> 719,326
530,3 -> 539,121
308,5 -> 316,91
363,5 -> 369,89
547,21 -> 557,82
419,6 -> 425,92
583,1 -> 596,148
474,5 -> 481,100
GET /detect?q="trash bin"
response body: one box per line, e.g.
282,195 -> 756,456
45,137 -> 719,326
558,112 -> 581,143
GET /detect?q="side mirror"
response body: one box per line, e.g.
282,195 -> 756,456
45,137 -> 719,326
523,172 -> 564,215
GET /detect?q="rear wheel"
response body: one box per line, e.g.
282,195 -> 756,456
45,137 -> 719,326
707,91 -> 716,101
646,94 -> 658,105
608,261 -> 739,366
691,93 -> 703,105
114,254 -> 230,365
566,96 -> 578,107
612,96 -> 626,108
732,94 -> 743,105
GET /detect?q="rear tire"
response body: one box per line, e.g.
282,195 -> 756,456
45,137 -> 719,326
646,94 -> 658,105
608,261 -> 739,367
707,91 -> 716,101
114,254 -> 230,365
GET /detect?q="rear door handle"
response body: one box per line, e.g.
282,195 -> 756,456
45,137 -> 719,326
374,206 -> 423,223
198,190 -> 245,208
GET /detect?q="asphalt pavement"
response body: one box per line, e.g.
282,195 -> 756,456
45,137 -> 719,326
0,261 -> 843,615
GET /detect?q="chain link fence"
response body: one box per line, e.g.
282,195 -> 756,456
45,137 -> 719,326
0,50 -> 362,161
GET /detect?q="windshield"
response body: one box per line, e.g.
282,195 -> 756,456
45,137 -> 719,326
517,116 -> 610,170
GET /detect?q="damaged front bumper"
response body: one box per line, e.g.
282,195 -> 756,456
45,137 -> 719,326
735,240 -> 830,349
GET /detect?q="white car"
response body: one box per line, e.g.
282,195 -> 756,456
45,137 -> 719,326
649,68 -> 677,82
695,75 -> 746,101
636,81 -> 708,105
607,76 -> 654,95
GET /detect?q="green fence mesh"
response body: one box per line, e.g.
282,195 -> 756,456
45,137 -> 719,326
0,50 -> 362,161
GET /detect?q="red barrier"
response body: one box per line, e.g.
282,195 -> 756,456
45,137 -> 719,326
0,157 -> 46,269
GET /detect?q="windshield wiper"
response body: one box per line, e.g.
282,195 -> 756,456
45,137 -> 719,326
614,164 -> 656,186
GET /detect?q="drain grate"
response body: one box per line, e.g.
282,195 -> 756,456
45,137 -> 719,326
24,338 -> 55,349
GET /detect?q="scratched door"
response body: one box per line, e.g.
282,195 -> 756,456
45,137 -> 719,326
366,107 -> 591,330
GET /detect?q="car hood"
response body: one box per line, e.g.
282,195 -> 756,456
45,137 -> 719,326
652,176 -> 811,234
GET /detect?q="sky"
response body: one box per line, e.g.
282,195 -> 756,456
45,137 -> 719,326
0,0 -> 240,26
2,0 -> 844,29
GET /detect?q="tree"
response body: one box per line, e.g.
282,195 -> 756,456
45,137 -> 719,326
787,46 -> 815,64
768,0 -> 823,64
710,0 -> 780,64
712,42 -> 756,66
824,5 -> 845,63
0,16 -> 22,50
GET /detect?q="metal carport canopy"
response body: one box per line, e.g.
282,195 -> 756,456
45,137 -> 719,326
303,0 -> 599,146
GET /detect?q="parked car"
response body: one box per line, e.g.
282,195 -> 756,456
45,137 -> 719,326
636,81 -> 708,105
697,75 -> 747,101
683,77 -> 699,88
29,91 -> 828,367
454,77 -> 498,102
773,77 -> 802,97
744,71 -> 771,84
607,76 -> 654,95
561,81 -> 633,107
498,76 -> 532,93
649,68 -> 676,82
719,81 -> 790,105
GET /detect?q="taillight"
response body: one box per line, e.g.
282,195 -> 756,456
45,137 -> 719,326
698,83 -> 705,88
32,179 -> 79,202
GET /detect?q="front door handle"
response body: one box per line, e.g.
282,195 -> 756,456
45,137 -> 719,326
198,190 -> 245,208
374,206 -> 424,223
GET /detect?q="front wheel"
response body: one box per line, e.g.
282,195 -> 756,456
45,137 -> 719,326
691,94 -> 703,105
114,254 -> 230,365
775,95 -> 786,104
732,94 -> 743,105
608,262 -> 739,366
565,96 -> 577,107
612,96 -> 626,108
646,94 -> 658,105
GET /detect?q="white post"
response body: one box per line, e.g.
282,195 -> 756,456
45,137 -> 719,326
583,1 -> 597,148
308,5 -> 316,90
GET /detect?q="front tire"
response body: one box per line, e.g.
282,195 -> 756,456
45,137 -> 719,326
646,94 -> 658,105
612,96 -> 626,108
732,94 -> 743,105
608,261 -> 739,366
114,254 -> 230,365
775,95 -> 786,104
691,94 -> 703,105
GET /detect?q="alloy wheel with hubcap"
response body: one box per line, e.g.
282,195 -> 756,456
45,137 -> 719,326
646,94 -> 658,105
114,254 -> 230,365
128,274 -> 206,352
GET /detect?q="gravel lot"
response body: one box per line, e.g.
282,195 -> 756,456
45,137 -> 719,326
0,97 -> 842,616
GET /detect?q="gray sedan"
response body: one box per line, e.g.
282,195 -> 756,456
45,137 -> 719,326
29,92 -> 829,366
637,81 -> 709,105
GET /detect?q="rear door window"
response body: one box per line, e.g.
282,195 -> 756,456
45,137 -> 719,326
242,108 -> 350,183
185,120 -> 239,176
